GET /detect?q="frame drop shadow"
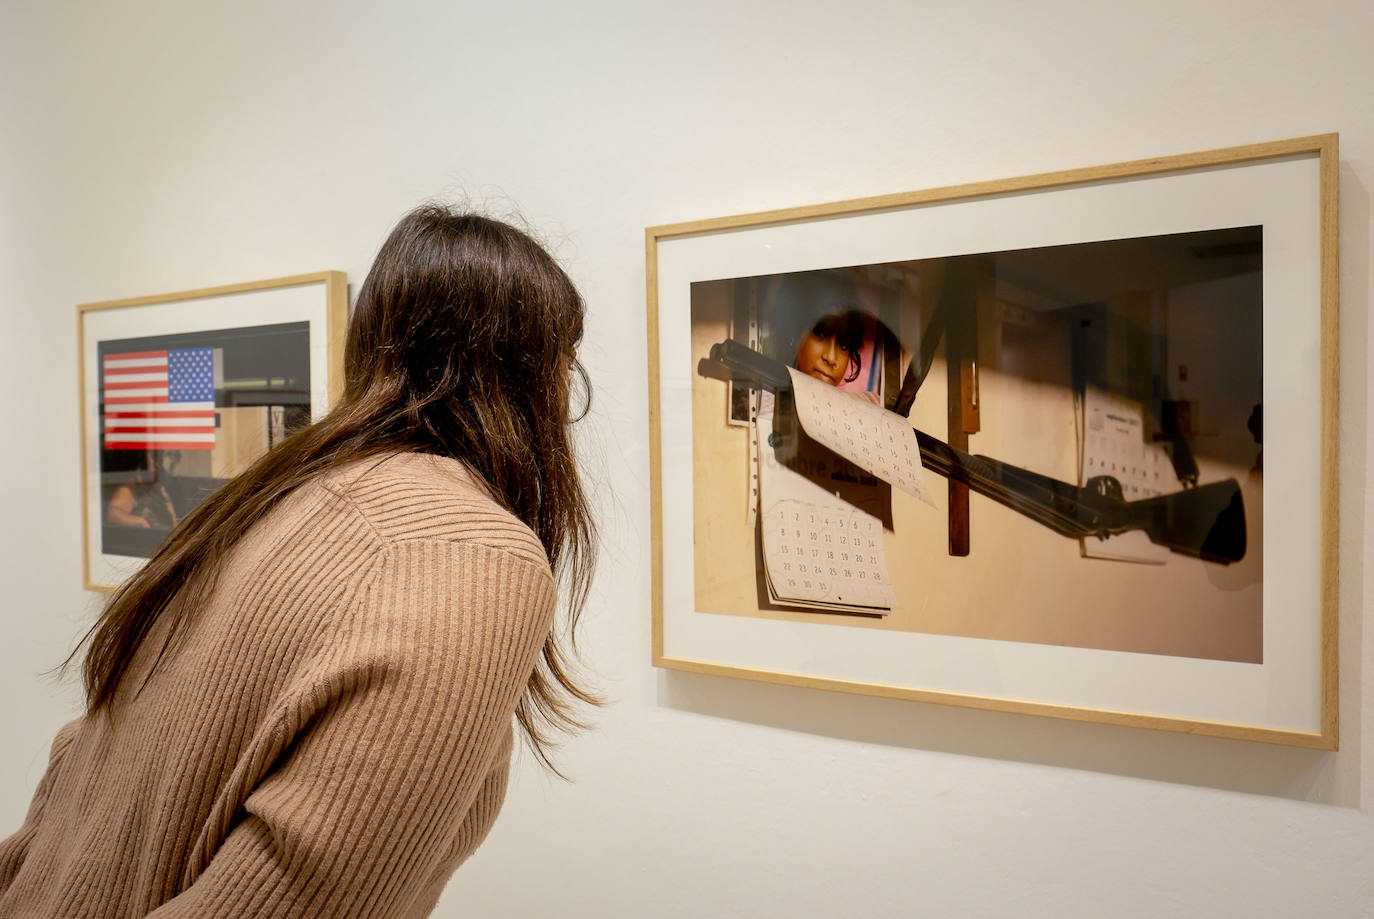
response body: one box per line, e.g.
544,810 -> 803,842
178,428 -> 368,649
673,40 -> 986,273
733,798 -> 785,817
659,666 -> 1347,805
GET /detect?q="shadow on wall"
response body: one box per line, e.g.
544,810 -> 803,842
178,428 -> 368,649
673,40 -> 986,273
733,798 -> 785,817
1338,160 -> 1369,814
659,666 -> 1345,806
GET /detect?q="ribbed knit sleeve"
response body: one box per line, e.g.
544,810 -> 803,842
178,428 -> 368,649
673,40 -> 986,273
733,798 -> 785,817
0,719 -> 81,894
143,538 -> 556,918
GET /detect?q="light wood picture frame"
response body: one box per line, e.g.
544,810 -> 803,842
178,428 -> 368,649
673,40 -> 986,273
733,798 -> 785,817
647,135 -> 1338,748
79,271 -> 348,592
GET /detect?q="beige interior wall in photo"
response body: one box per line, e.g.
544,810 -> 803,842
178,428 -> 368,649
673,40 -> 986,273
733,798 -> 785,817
2,1 -> 1372,916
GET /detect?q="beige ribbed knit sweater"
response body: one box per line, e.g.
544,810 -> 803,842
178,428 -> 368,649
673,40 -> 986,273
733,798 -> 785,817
0,453 -> 557,918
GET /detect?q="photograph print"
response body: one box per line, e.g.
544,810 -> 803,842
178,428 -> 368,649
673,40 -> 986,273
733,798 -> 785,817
691,227 -> 1263,663
96,323 -> 312,559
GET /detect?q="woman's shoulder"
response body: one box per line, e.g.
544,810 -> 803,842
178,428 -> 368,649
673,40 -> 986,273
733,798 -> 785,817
317,453 -> 549,570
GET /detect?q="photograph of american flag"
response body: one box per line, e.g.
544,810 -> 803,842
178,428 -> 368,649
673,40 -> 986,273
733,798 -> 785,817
102,347 -> 217,450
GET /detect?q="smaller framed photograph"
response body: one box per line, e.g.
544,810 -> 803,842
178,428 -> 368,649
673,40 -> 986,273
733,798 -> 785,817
78,272 -> 347,591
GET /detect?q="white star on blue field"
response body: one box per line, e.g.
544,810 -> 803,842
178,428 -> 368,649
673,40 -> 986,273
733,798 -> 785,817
168,347 -> 215,403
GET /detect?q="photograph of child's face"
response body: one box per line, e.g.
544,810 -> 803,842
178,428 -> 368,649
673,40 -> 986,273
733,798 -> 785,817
793,311 -> 865,387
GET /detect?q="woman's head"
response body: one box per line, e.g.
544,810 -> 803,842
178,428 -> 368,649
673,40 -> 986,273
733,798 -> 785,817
338,206 -> 593,576
344,207 -> 585,423
794,310 -> 866,386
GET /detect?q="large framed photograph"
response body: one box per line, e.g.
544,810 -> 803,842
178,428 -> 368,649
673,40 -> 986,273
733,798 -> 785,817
79,272 -> 347,591
647,135 -> 1338,747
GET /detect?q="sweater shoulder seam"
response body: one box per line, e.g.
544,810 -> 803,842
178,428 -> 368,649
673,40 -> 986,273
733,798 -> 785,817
315,477 -> 387,545
318,467 -> 548,570
386,534 -> 554,580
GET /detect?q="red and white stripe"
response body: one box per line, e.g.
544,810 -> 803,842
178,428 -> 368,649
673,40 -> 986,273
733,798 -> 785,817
102,351 -> 215,450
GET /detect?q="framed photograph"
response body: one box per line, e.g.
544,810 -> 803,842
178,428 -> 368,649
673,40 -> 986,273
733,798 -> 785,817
79,272 -> 348,591
647,135 -> 1338,748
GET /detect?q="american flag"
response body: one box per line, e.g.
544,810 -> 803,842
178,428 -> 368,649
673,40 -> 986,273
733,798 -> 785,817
102,348 -> 217,450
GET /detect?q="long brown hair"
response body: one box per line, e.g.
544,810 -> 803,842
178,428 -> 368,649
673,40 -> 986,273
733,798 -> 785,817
76,205 -> 598,767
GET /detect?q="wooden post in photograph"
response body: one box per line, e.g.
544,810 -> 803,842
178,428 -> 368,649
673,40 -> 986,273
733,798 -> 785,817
945,260 -> 982,556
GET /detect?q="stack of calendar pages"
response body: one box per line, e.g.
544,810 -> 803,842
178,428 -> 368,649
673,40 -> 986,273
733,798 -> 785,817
755,369 -> 933,615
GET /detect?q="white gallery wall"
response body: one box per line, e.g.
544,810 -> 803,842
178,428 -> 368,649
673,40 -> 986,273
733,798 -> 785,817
2,1 -> 1372,915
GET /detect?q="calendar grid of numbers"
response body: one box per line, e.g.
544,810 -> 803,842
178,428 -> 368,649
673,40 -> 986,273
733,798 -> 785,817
787,367 -> 933,506
762,498 -> 896,610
